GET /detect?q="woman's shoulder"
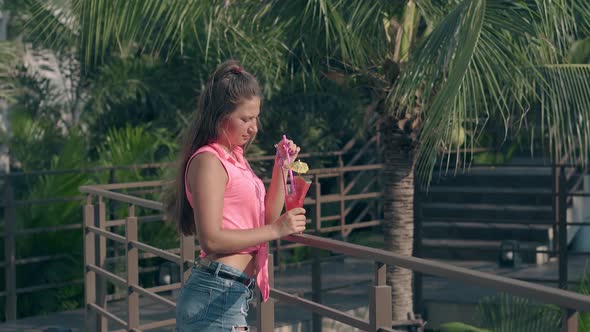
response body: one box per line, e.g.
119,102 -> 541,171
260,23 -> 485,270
186,149 -> 229,185
187,144 -> 225,169
189,151 -> 223,171
194,144 -> 220,155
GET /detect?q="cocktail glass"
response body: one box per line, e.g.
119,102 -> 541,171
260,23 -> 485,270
285,176 -> 312,211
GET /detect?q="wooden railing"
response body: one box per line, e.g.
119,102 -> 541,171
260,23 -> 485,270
80,169 -> 590,332
1,134 -> 382,321
79,159 -> 385,331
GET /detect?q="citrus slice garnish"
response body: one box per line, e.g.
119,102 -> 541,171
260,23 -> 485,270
288,160 -> 309,174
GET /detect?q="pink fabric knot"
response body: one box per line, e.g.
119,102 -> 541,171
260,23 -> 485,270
256,243 -> 270,302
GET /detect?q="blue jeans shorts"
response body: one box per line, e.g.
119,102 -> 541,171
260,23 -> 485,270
175,260 -> 256,331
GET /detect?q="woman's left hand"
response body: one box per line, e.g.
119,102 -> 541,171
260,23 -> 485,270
275,138 -> 300,166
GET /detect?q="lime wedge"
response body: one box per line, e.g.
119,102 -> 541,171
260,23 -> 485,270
288,160 -> 309,174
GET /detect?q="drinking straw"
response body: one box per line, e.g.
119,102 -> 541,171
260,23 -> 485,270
282,135 -> 295,194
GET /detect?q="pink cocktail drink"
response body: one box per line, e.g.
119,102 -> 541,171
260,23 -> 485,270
285,176 -> 311,211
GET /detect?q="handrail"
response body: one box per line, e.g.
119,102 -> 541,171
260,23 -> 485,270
129,283 -> 176,308
79,164 -> 385,212
87,264 -> 127,286
129,240 -> 182,265
3,162 -> 384,311
87,226 -> 126,244
80,185 -> 164,211
287,234 -> 590,312
88,303 -> 127,329
4,136 -> 385,322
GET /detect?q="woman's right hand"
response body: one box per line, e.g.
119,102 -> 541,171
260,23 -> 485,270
273,208 -> 307,237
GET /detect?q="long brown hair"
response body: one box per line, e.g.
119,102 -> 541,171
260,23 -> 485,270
166,60 -> 261,236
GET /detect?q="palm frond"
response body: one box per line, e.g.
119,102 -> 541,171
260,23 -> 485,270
265,0 -> 389,83
537,65 -> 590,164
390,0 -> 496,185
289,0 -> 381,66
392,0 -> 590,186
26,0 -> 207,69
414,0 -> 458,26
526,0 -> 579,64
574,0 -> 590,37
189,2 -> 289,97
26,0 -> 290,89
25,0 -> 78,51
76,0 -> 205,70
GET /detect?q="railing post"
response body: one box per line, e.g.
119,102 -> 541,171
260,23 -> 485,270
312,174 -> 323,332
3,177 -> 16,321
563,309 -> 579,332
96,197 -> 107,332
126,204 -> 139,331
556,167 -> 575,332
338,155 -> 346,238
551,163 -> 558,256
557,166 -> 568,290
84,195 -> 97,331
257,253 -> 275,331
370,262 -> 392,331
314,174 -> 322,231
180,234 -> 195,285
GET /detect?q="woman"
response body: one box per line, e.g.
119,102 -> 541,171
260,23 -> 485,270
168,60 -> 307,331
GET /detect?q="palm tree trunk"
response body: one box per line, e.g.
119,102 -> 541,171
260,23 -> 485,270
382,120 -> 416,322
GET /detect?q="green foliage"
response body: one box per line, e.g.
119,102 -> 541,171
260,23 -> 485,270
440,322 -> 491,332
477,293 -> 561,332
283,246 -> 330,265
0,41 -> 20,101
259,79 -> 364,155
85,55 -> 196,142
471,137 -> 519,165
14,132 -> 90,317
347,228 -> 384,249
475,263 -> 590,332
567,38 -> 590,64
3,65 -> 68,170
95,125 -> 173,181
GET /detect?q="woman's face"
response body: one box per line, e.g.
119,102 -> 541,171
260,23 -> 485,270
220,97 -> 260,147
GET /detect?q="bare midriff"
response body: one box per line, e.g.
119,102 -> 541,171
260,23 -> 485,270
206,252 -> 256,277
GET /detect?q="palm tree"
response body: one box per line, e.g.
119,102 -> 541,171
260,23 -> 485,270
379,0 -> 590,322
9,0 -> 590,326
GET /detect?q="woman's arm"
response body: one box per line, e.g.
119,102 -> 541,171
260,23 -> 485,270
264,156 -> 287,225
265,139 -> 300,224
188,153 -> 305,254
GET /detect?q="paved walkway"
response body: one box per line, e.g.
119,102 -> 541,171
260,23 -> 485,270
1,255 -> 588,331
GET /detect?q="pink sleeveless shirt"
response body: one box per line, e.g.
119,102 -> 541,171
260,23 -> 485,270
184,142 -> 269,302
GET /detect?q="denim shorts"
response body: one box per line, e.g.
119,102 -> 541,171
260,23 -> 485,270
175,261 -> 256,331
